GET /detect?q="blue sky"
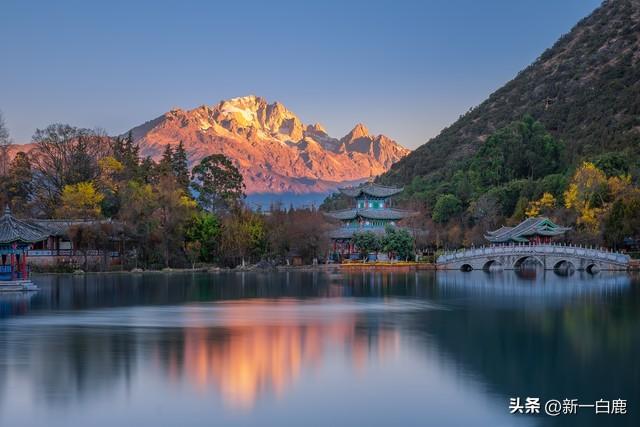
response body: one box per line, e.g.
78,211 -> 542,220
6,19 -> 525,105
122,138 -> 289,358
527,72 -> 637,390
1,0 -> 602,148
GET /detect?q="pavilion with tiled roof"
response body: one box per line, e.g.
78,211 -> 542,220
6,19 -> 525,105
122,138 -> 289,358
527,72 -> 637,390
0,207 -> 50,286
485,217 -> 571,244
325,183 -> 414,260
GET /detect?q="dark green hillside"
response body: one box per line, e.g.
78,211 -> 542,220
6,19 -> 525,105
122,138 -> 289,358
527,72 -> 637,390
364,0 -> 640,248
382,0 -> 640,188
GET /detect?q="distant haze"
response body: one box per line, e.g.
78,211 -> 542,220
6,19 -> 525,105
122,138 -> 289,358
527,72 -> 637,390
1,0 -> 601,148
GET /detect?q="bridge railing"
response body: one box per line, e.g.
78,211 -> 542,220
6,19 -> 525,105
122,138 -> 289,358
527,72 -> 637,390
437,243 -> 630,265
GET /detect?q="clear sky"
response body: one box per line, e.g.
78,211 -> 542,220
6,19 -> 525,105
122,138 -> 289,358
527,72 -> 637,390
1,0 -> 602,149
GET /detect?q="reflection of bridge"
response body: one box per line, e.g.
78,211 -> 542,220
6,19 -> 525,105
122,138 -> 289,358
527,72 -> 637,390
437,244 -> 630,273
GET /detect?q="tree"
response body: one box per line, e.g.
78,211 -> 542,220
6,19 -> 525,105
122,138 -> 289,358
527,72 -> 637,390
219,209 -> 267,267
118,180 -> 159,268
185,241 -> 202,269
31,124 -> 111,215
525,192 -> 556,218
3,151 -> 33,213
97,156 -> 125,217
381,226 -> 414,260
564,162 -> 610,232
139,156 -> 158,184
154,175 -> 197,267
56,181 -> 104,219
352,231 -> 381,260
184,212 -> 221,263
172,141 -> 190,192
191,154 -> 245,212
432,194 -> 462,223
469,116 -> 565,188
158,144 -> 174,177
603,190 -> 640,248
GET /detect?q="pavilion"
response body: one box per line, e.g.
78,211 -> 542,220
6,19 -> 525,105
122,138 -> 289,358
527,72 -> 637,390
485,217 -> 571,245
0,207 -> 49,291
325,182 -> 414,260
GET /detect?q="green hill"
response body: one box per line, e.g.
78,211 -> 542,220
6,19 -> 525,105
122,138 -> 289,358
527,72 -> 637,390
376,0 -> 640,247
382,0 -> 640,188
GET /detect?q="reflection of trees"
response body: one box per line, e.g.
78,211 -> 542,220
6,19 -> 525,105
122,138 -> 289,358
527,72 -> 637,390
4,328 -> 138,406
409,273 -> 640,427
1,270 -> 638,424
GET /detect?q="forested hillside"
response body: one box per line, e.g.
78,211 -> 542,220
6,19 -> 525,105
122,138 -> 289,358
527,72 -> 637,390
383,0 -> 640,187
375,0 -> 640,248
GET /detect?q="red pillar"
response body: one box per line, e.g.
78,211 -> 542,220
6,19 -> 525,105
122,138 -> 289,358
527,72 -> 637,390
22,251 -> 28,279
10,253 -> 15,280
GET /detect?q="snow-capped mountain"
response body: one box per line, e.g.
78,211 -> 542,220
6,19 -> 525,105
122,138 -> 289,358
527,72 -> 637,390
129,95 -> 409,194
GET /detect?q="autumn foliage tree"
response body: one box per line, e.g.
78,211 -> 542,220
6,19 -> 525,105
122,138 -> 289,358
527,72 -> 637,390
56,182 -> 104,219
564,162 -> 631,233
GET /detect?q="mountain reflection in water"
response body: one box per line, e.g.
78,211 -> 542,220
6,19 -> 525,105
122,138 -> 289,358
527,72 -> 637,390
0,271 -> 638,427
160,301 -> 401,409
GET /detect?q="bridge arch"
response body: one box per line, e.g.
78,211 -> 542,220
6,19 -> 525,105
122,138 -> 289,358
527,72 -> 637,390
460,264 -> 473,272
482,260 -> 502,272
513,255 -> 544,270
586,263 -> 600,275
553,260 -> 576,275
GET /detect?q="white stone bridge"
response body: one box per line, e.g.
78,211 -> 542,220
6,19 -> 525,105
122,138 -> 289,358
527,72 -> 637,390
437,243 -> 630,273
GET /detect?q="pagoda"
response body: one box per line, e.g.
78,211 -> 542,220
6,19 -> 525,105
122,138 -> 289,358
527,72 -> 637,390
325,183 -> 413,259
485,217 -> 570,245
0,207 -> 49,291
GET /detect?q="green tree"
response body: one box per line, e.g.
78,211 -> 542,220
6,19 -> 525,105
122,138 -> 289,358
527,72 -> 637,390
219,209 -> 267,267
185,212 -> 221,263
139,156 -> 158,184
172,141 -> 190,192
154,175 -> 197,267
352,231 -> 381,260
191,154 -> 245,212
432,194 -> 462,223
381,226 -> 414,260
118,180 -> 159,268
158,144 -> 174,177
603,192 -> 640,248
4,151 -> 33,213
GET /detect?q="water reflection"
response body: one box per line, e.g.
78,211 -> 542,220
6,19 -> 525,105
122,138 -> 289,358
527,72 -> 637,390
160,304 -> 400,409
0,271 -> 638,426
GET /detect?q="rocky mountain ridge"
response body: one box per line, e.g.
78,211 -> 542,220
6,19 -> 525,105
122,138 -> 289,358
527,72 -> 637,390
130,95 -> 409,194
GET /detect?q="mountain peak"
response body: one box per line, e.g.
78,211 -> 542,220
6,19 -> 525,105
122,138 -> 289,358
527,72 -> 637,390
128,95 -> 410,194
342,123 -> 370,143
307,122 -> 327,134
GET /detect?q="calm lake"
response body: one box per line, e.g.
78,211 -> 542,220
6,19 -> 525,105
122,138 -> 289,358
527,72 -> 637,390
0,270 -> 638,426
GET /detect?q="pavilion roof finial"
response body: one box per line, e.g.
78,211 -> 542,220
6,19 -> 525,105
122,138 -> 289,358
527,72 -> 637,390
3,205 -> 10,216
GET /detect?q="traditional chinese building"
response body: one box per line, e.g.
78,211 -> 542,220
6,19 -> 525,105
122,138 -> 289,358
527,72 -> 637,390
325,183 -> 413,259
0,207 -> 50,290
485,217 -> 570,244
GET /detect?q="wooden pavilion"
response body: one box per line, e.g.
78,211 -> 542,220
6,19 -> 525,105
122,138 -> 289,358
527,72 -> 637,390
0,207 -> 49,291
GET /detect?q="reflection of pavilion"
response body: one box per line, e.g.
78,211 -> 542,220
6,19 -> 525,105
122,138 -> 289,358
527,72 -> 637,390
161,302 -> 399,409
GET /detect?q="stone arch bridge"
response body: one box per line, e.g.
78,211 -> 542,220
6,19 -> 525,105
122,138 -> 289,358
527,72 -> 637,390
437,244 -> 630,273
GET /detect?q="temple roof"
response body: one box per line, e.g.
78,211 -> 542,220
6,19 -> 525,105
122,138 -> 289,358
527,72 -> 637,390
29,219 -> 118,237
485,217 -> 571,243
338,183 -> 403,198
325,208 -> 412,221
0,207 -> 51,244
